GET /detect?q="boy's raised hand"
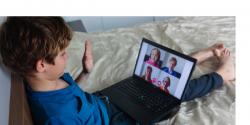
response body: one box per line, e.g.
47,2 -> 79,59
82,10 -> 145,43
82,40 -> 93,73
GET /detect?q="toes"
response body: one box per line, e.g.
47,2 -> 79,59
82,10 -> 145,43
226,49 -> 229,55
220,49 -> 231,59
214,49 -> 220,56
213,43 -> 224,49
212,43 -> 226,57
225,49 -> 230,56
214,47 -> 226,57
217,43 -> 224,49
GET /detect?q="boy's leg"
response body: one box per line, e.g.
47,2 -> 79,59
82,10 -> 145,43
189,43 -> 225,64
182,72 -> 223,101
182,46 -> 235,102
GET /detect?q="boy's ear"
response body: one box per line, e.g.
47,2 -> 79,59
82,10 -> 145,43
36,59 -> 46,73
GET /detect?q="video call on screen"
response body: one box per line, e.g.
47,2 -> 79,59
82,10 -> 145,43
135,42 -> 194,99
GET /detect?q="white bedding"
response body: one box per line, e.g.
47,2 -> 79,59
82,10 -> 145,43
65,17 -> 235,125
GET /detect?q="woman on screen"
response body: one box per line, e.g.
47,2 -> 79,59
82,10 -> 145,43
146,48 -> 161,68
160,76 -> 171,94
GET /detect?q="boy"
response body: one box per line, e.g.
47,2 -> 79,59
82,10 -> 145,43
0,17 -> 235,125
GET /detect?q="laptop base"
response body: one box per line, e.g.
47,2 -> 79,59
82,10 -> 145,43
100,76 -> 181,124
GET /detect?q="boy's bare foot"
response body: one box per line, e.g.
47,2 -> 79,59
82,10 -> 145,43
215,49 -> 235,83
190,43 -> 225,64
210,43 -> 225,58
82,40 -> 94,73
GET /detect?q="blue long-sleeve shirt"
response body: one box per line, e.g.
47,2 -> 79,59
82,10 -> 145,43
25,73 -> 109,125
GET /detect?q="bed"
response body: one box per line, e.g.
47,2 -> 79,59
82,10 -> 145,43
9,16 -> 235,125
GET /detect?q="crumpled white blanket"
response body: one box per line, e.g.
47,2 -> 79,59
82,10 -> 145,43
65,17 -> 235,125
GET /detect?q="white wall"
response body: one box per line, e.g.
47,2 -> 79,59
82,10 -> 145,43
101,16 -> 153,31
63,16 -> 170,32
1,16 -> 170,33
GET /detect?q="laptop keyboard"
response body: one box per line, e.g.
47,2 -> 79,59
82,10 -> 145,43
116,78 -> 174,113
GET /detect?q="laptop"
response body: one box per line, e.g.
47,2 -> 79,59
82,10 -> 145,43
100,38 -> 197,124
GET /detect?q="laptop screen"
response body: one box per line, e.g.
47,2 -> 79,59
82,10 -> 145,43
134,38 -> 196,100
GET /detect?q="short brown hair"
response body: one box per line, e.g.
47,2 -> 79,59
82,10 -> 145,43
169,57 -> 177,65
0,17 -> 72,76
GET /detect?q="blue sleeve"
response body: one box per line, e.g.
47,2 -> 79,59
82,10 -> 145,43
46,116 -> 82,125
181,72 -> 223,102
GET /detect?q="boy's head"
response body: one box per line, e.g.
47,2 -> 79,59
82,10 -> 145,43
0,17 -> 72,78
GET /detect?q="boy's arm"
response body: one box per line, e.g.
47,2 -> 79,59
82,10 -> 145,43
75,71 -> 89,84
75,40 -> 93,84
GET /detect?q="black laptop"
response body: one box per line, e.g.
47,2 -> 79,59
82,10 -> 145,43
100,38 -> 197,124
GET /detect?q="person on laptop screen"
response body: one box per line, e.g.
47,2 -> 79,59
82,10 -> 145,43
146,48 -> 161,68
159,76 -> 171,94
161,57 -> 181,78
141,65 -> 153,83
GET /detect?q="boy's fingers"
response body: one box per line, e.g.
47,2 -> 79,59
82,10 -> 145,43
84,40 -> 92,57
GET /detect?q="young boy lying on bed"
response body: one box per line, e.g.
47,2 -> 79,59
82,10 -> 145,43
0,17 -> 235,125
